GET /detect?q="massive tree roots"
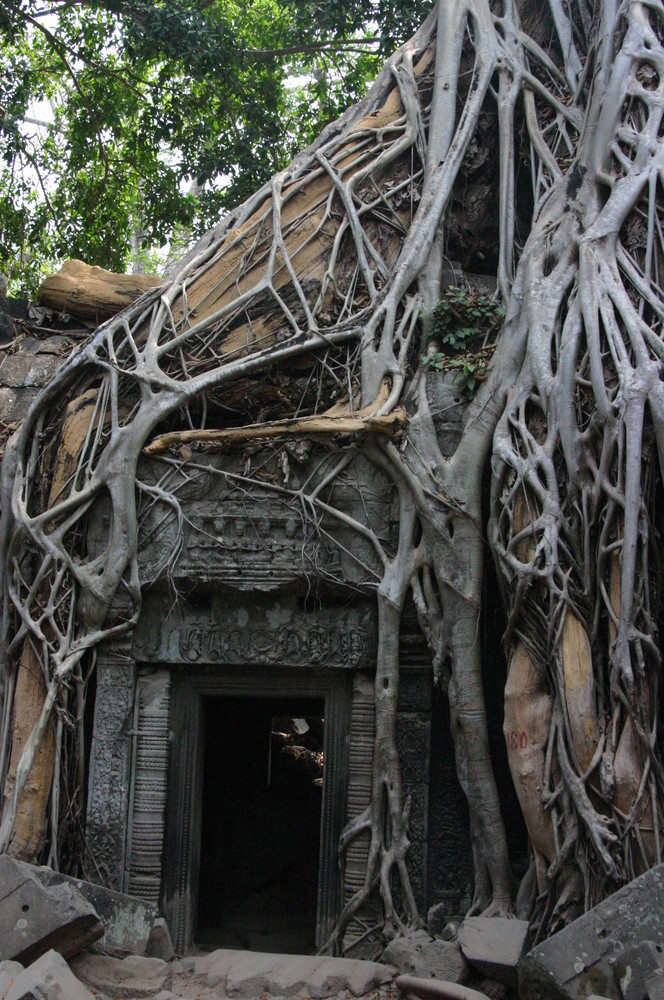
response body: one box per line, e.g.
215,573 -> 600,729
2,0 -> 664,949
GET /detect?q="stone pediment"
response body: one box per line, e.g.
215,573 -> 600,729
129,448 -> 396,591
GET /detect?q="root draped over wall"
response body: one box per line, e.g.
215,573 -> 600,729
1,0 -> 664,949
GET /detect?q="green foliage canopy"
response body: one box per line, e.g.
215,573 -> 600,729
0,0 -> 432,294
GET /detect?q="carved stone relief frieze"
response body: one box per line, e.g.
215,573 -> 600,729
131,449 -> 397,590
133,591 -> 377,671
85,640 -> 135,890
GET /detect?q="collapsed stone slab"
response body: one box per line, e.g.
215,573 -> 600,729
4,949 -> 94,1000
25,865 -> 156,956
518,863 -> 664,1000
0,857 -> 103,965
70,952 -> 170,999
457,917 -> 529,988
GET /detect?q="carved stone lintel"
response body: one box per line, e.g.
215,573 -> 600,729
132,450 -> 396,590
133,592 -> 376,671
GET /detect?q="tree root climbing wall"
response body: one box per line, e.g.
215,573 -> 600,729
1,0 -> 664,949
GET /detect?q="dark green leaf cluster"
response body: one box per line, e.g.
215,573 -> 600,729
421,286 -> 505,396
425,285 -> 504,351
0,0 -> 433,295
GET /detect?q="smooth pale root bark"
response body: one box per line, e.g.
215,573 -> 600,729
2,0 -> 664,948
3,642 -> 54,861
614,716 -> 656,870
444,513 -> 512,914
447,592 -> 512,913
503,644 -> 555,868
503,493 -> 556,897
561,614 -> 599,774
396,975 -> 490,1000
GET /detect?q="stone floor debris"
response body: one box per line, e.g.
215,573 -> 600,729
518,863 -> 664,1000
0,856 -> 103,965
456,918 -> 529,988
3,948 -> 94,1000
383,931 -> 468,984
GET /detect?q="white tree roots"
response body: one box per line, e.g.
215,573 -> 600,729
1,0 -> 664,948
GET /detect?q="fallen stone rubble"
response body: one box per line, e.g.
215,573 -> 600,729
0,856 -> 103,965
0,948 -> 397,1000
7,859 -> 664,1000
0,949 -> 94,1000
518,862 -> 664,1000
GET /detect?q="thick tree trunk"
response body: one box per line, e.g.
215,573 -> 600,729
4,642 -> 54,861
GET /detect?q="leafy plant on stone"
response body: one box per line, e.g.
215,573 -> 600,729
422,286 -> 503,395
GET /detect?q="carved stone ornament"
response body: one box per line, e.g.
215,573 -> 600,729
133,592 -> 377,671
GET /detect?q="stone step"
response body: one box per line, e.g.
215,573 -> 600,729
189,949 -> 394,999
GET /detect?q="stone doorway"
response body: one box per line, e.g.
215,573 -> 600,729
160,666 -> 350,954
197,696 -> 325,953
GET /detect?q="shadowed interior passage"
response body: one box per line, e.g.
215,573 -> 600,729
197,696 -> 325,953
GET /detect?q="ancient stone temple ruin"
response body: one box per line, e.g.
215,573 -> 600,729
85,444 -> 455,956
0,303 -> 520,958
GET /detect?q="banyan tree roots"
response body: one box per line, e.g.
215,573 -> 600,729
1,0 -> 664,949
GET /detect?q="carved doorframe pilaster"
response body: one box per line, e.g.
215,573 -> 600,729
85,637 -> 136,890
124,669 -> 171,902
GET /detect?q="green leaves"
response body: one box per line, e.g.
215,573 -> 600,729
0,0 -> 433,295
421,286 -> 505,397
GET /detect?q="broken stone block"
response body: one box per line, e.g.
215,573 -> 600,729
225,952 -> 279,998
457,917 -> 530,987
0,313 -> 15,344
647,972 -> 664,1000
519,865 -> 664,1000
190,951 -> 391,999
345,959 -> 393,996
427,903 -> 461,940
145,918 -> 174,962
4,949 -> 94,1000
307,958 -> 350,999
613,941 -> 664,1000
0,960 -> 24,999
70,952 -> 170,999
268,956 -> 321,997
384,930 -> 469,983
25,865 -> 156,956
0,388 -> 18,422
192,949 -> 239,988
0,857 -> 103,965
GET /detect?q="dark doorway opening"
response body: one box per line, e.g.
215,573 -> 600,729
197,696 -> 324,954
